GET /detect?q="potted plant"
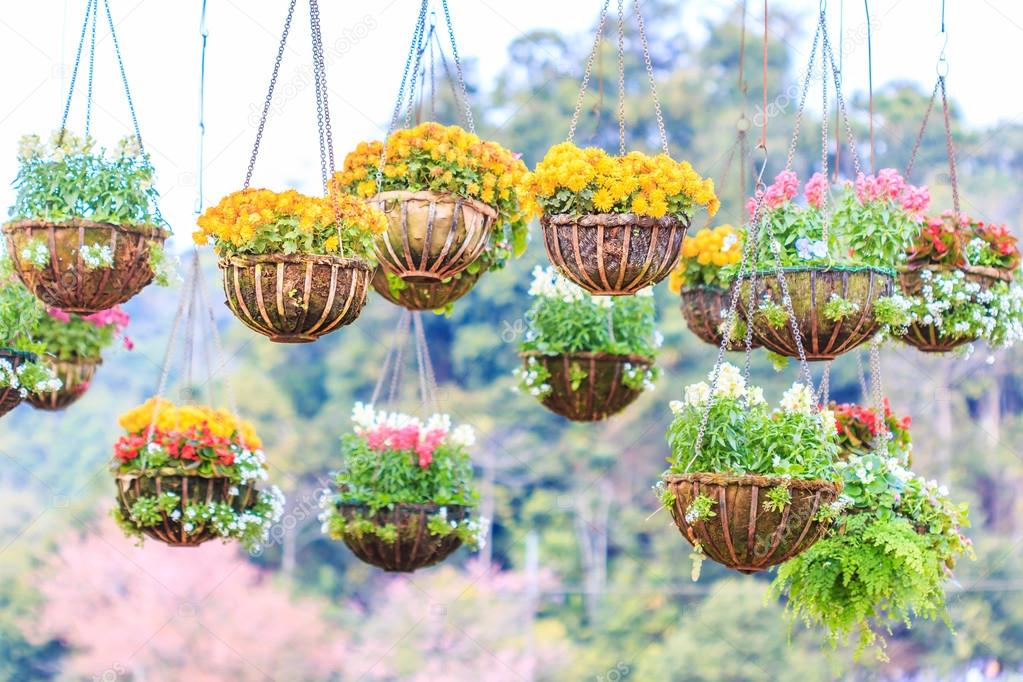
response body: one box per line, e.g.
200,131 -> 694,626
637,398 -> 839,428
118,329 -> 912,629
195,188 -> 386,342
0,270 -> 61,417
335,121 -> 531,307
771,447 -> 972,659
26,305 -> 131,410
111,397 -> 285,549
737,169 -> 928,360
514,266 -> 661,422
668,224 -> 757,351
896,211 -> 1023,352
830,399 -> 912,462
3,131 -> 173,313
657,363 -> 842,575
525,142 -> 718,295
320,403 -> 486,572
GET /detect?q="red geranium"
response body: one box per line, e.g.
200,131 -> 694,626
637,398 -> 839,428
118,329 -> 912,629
829,398 -> 912,459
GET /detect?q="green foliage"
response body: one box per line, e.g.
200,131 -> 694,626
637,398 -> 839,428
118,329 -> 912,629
822,293 -> 861,322
684,492 -> 717,522
9,131 -> 163,227
665,365 -> 840,480
873,293 -> 914,331
33,311 -> 116,361
902,270 -> 1023,347
758,298 -> 790,328
519,266 -> 661,357
764,484 -> 793,512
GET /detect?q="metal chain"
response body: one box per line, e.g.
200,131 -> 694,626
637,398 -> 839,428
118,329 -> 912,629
441,0 -> 476,134
413,312 -> 440,413
869,337 -> 888,450
816,361 -> 832,405
819,19 -> 830,244
633,0 -> 670,155
783,21 -> 821,172
145,258 -> 195,443
939,76 -> 961,217
244,0 -> 297,188
821,16 -> 862,176
404,18 -> 430,129
60,0 -> 95,137
433,28 -> 466,127
309,0 -> 331,192
567,0 -> 612,143
615,0 -> 626,152
101,0 -> 144,151
371,312 -> 413,406
904,79 -> 940,178
84,0 -> 98,137
855,349 -> 870,399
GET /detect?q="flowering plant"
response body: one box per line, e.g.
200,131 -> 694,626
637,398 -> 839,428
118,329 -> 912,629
9,131 -> 163,227
907,211 -> 1020,272
900,269 -> 1023,348
320,403 -> 485,548
514,266 -> 661,397
0,267 -> 61,395
748,169 -> 928,269
668,224 -> 744,291
194,188 -> 386,261
111,398 -> 284,550
335,122 -> 532,270
772,452 -> 972,658
662,363 -> 840,481
830,399 -> 912,461
526,142 -> 719,219
34,305 -> 131,361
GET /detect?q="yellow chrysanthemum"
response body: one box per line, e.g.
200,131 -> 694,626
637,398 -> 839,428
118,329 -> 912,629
669,224 -> 744,291
118,398 -> 263,449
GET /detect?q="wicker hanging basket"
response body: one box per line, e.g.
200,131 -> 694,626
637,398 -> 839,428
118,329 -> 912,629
663,472 -> 840,574
898,266 -> 1010,353
736,267 -> 894,361
679,286 -> 760,352
371,265 -> 483,312
336,503 -> 469,572
0,348 -> 34,417
115,474 -> 255,547
2,220 -> 168,314
26,355 -> 100,411
520,351 -> 651,422
218,253 -> 371,343
540,213 -> 687,295
367,191 -> 496,284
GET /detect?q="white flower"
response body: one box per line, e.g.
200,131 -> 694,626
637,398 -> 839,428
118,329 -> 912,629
450,424 -> 476,448
79,243 -> 114,269
669,399 -> 684,414
683,381 -> 711,407
780,382 -> 815,414
710,362 -> 746,400
653,330 -> 664,348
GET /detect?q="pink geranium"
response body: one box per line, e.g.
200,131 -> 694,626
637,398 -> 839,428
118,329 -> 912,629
746,170 -> 801,219
803,172 -> 828,209
853,168 -> 929,219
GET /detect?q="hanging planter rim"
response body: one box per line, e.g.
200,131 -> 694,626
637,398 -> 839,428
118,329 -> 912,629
336,501 -> 472,515
217,252 -> 372,271
0,347 -> 38,363
370,190 -> 498,220
679,283 -> 733,295
739,264 -> 896,279
3,218 -> 169,241
541,212 -> 686,229
519,349 -> 653,366
662,471 -> 842,493
898,263 -> 1014,283
115,471 -> 242,484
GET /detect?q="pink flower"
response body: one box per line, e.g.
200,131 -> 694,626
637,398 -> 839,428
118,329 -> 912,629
123,336 -> 135,351
803,172 -> 828,209
47,307 -> 71,323
764,170 -> 799,208
745,191 -> 765,220
415,428 -> 446,468
854,172 -> 881,203
876,167 -> 906,200
900,185 -> 931,217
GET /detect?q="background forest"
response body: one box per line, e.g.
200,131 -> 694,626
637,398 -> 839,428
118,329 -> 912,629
2,2 -> 1023,680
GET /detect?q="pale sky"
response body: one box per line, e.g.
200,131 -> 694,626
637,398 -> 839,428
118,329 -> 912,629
0,0 -> 1020,247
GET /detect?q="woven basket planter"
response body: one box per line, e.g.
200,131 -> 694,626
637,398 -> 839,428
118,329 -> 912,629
663,472 -> 840,574
679,286 -> 760,352
371,265 -> 483,312
0,348 -> 35,418
2,220 -> 168,313
540,213 -> 688,295
737,267 -> 894,361
521,351 -> 651,422
336,503 -> 468,572
26,355 -> 100,411
898,266 -> 1010,353
219,253 -> 371,343
367,190 -> 496,284
115,474 -> 255,547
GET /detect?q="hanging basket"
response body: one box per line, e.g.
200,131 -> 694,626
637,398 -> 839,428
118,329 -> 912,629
737,267 -> 894,361
520,351 -> 651,422
898,266 -> 1008,353
218,253 -> 371,343
367,191 -> 496,284
26,355 -> 100,411
115,474 -> 255,547
2,220 -> 168,314
663,472 -> 840,574
540,213 -> 687,295
679,286 -> 760,352
371,265 -> 483,312
336,503 -> 469,572
0,348 -> 35,417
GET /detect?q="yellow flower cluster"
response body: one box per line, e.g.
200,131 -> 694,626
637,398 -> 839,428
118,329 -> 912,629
669,224 -> 743,293
525,142 -> 719,219
193,187 -> 387,258
119,397 -> 262,448
334,122 -> 533,227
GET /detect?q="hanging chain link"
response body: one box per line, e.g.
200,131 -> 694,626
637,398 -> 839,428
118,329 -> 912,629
59,0 -> 95,137
244,0 -> 297,188
904,79 -> 939,178
783,21 -> 821,172
821,16 -> 862,176
869,337 -> 888,450
616,0 -> 626,156
440,0 -> 475,134
819,18 -> 830,244
567,0 -> 611,144
938,76 -> 961,217
84,0 -> 98,137
633,0 -> 670,155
